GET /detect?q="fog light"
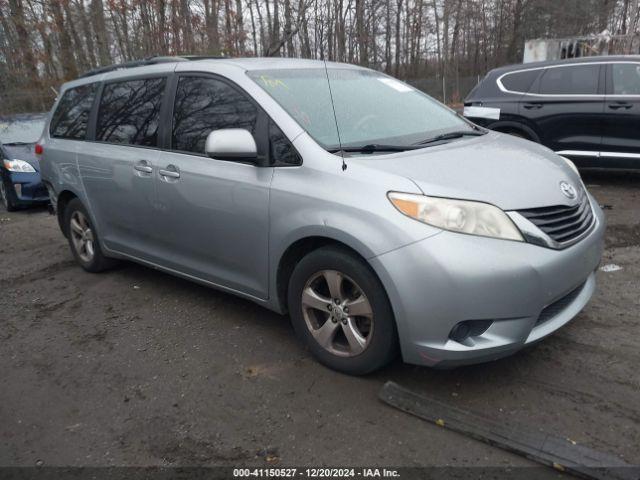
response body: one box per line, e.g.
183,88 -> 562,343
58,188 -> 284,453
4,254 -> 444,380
13,183 -> 21,197
450,323 -> 470,342
449,320 -> 493,343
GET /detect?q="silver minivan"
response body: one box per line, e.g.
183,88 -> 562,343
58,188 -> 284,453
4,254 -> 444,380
40,57 -> 605,374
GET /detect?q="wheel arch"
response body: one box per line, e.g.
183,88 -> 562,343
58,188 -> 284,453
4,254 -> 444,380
274,234 -> 381,315
56,189 -> 79,237
488,120 -> 540,143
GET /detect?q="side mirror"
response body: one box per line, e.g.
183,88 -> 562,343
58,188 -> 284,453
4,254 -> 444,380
204,129 -> 258,162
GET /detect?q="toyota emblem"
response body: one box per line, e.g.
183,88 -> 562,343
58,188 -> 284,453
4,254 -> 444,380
560,181 -> 577,199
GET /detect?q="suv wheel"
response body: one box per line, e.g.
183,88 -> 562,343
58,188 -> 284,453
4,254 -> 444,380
0,177 -> 17,211
64,198 -> 117,272
288,246 -> 397,375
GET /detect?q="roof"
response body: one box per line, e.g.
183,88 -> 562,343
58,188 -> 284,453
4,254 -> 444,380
78,56 -> 361,80
488,54 -> 640,76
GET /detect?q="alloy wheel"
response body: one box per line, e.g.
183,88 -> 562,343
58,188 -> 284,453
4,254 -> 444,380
301,270 -> 374,357
70,210 -> 95,263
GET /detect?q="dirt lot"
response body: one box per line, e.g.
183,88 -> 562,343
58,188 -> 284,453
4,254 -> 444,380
1,170 -> 639,473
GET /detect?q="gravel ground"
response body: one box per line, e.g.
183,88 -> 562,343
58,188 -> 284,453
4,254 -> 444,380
0,170 -> 638,473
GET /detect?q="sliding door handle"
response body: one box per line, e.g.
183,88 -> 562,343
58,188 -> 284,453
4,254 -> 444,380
522,102 -> 543,110
134,160 -> 153,174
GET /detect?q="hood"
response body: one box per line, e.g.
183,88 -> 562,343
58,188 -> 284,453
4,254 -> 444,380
355,132 -> 582,211
2,143 -> 40,172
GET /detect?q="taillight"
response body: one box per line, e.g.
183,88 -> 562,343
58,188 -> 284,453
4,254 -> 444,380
35,144 -> 43,155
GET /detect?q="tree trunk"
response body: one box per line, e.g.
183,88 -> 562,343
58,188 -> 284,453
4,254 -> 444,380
506,0 -> 523,63
236,0 -> 246,54
394,0 -> 402,76
76,0 -> 97,68
180,0 -> 193,52
204,0 -> 221,54
284,0 -> 294,56
50,0 -> 78,79
63,1 -> 89,73
355,0 -> 367,65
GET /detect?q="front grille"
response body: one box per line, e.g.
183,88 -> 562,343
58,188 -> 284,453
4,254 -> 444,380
536,281 -> 586,326
518,191 -> 594,245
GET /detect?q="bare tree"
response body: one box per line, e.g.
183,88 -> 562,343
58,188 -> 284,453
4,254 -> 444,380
0,0 -> 637,114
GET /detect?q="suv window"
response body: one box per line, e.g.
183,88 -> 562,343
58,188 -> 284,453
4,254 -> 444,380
537,65 -> 599,95
611,63 -> 640,95
97,77 -> 166,146
50,84 -> 97,139
500,69 -> 540,93
172,76 -> 258,154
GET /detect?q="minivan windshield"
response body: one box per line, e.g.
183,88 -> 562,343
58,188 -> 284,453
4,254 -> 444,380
0,115 -> 46,144
248,68 -> 475,151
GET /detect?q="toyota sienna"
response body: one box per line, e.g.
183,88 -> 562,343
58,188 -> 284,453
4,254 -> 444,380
39,57 -> 605,374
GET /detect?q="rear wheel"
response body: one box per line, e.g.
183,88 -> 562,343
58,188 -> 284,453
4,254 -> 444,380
287,246 -> 398,375
64,198 -> 117,272
0,177 -> 18,211
507,130 -> 527,139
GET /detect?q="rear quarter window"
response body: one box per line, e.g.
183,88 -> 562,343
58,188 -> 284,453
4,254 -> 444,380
499,70 -> 541,94
50,84 -> 98,139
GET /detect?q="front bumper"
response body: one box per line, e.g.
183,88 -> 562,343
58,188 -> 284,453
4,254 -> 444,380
7,171 -> 49,204
370,196 -> 605,368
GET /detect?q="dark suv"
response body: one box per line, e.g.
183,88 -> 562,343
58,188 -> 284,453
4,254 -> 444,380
464,56 -> 640,169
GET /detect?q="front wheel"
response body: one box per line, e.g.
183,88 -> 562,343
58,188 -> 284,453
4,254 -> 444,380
64,198 -> 117,272
287,246 -> 398,375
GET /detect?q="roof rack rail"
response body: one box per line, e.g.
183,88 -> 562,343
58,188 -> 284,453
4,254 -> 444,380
78,56 -> 194,79
79,55 -> 229,79
180,55 -> 228,60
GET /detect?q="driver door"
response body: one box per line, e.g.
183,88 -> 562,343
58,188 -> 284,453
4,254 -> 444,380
149,74 -> 273,299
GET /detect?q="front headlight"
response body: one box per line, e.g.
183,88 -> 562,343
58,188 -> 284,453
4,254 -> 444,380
3,159 -> 36,173
388,192 -> 524,242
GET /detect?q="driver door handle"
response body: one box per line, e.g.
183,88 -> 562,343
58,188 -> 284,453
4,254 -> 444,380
523,102 -> 543,110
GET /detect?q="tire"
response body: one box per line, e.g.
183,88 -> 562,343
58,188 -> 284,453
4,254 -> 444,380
287,246 -> 398,375
0,176 -> 18,212
64,198 -> 117,272
507,130 -> 527,139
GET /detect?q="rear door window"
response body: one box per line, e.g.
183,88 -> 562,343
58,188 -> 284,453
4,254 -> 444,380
611,63 -> 640,95
50,84 -> 97,139
96,77 -> 166,146
171,76 -> 258,154
537,65 -> 600,95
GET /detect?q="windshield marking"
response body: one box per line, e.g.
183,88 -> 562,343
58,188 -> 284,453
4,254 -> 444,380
259,75 -> 289,90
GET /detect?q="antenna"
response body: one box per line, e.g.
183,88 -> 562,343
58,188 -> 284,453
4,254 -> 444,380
323,60 -> 347,171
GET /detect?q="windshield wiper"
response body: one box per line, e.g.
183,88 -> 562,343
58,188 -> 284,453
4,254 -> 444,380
329,144 -> 424,154
328,130 -> 487,154
1,141 -> 31,146
415,130 -> 486,145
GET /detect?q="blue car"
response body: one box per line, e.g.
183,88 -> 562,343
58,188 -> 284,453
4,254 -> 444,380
0,113 -> 49,211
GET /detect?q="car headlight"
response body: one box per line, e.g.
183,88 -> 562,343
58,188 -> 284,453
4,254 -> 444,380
388,192 -> 524,242
559,156 -> 580,177
3,159 -> 36,173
